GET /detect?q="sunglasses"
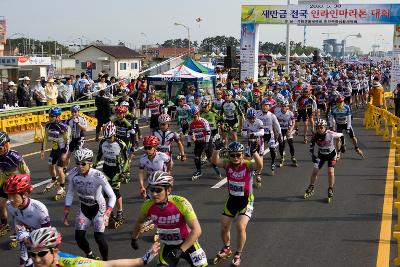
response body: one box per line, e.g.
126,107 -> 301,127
28,250 -> 50,258
76,162 -> 89,166
317,126 -> 325,129
149,187 -> 164,193
159,123 -> 168,126
49,115 -> 57,118
229,153 -> 242,158
144,146 -> 154,150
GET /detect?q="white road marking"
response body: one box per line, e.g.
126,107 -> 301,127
211,148 -> 271,189
32,179 -> 52,188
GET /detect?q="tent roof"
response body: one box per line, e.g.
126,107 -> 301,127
300,53 -> 307,58
183,58 -> 214,74
292,53 -> 299,57
147,64 -> 216,82
210,52 -> 217,57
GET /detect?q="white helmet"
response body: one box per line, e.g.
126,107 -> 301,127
158,114 -> 171,124
29,227 -> 62,249
120,101 -> 130,107
148,171 -> 173,187
74,148 -> 94,162
316,118 -> 327,127
103,122 -> 116,139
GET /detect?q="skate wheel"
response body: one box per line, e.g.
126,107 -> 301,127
213,257 -> 220,265
254,182 -> 261,189
9,242 -> 17,249
327,197 -> 332,204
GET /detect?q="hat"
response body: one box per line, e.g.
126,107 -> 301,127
8,81 -> 15,86
35,78 -> 41,82
23,76 -> 30,81
48,78 -> 54,83
372,80 -> 381,87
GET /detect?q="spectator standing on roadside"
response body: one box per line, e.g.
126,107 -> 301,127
45,78 -> 58,105
73,74 -> 80,99
62,78 -> 74,103
95,90 -> 111,141
4,81 -> 17,107
368,77 -> 385,108
33,79 -> 47,106
17,76 -> 32,107
77,73 -> 89,97
393,83 -> 400,117
56,78 -> 66,103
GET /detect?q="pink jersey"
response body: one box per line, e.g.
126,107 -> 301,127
224,160 -> 254,197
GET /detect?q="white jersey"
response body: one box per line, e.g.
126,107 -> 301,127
154,129 -> 179,155
65,168 -> 116,209
139,152 -> 170,177
256,111 -> 281,137
275,110 -> 295,130
7,199 -> 50,230
65,115 -> 87,139
241,119 -> 264,138
311,130 -> 343,155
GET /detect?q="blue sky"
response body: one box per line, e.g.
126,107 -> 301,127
1,0 -> 398,53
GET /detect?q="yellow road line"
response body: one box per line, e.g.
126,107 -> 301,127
21,125 -> 149,158
376,143 -> 395,267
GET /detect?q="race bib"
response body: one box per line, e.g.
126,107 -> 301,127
158,146 -> 170,153
229,180 -> 245,196
52,141 -> 59,150
195,132 -> 204,139
78,196 -> 97,205
190,248 -> 207,266
157,228 -> 183,245
104,157 -> 116,166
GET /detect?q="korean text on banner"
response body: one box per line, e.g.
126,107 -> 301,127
391,24 -> 400,92
0,20 -> 6,45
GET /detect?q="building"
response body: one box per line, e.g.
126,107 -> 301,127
345,46 -> 363,57
71,45 -> 144,79
0,56 -> 51,82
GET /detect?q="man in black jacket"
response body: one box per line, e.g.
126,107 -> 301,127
95,90 -> 111,141
17,76 -> 32,107
4,81 -> 17,107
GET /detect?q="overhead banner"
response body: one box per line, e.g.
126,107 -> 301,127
241,4 -> 400,25
240,24 -> 259,81
0,20 -> 5,45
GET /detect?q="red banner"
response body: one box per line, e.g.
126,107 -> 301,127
0,20 -> 5,45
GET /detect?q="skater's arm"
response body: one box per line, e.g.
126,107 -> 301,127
18,159 -> 30,175
181,218 -> 202,252
175,139 -> 185,159
131,213 -> 147,240
211,150 -> 225,168
103,242 -> 159,267
101,173 -> 117,209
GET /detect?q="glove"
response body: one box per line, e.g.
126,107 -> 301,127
167,247 -> 183,261
250,142 -> 260,155
213,138 -> 225,150
104,207 -> 113,226
142,248 -> 157,265
131,238 -> 139,250
311,155 -> 319,164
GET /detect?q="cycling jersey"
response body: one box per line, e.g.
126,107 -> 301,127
188,118 -> 211,143
117,96 -> 136,113
348,78 -> 360,92
256,111 -> 281,136
211,98 -> 224,112
176,104 -> 191,124
96,138 -> 128,168
276,110 -> 295,130
310,130 -> 343,155
140,195 -> 197,245
139,152 -> 170,177
44,121 -> 70,152
186,95 -> 194,106
112,118 -> 135,146
65,168 -> 116,209
154,129 -> 180,155
221,101 -> 242,121
56,251 -> 102,267
329,104 -> 352,126
146,97 -> 163,116
292,86 -> 303,101
315,92 -> 327,105
223,159 -> 254,197
295,96 -> 316,111
242,119 -> 265,155
7,199 -> 50,231
65,116 -> 87,139
0,149 -> 29,185
201,111 -> 218,131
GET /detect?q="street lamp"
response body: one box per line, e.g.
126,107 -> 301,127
342,33 -> 362,59
174,22 -> 191,56
140,32 -> 148,53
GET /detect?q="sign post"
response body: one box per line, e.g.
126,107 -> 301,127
85,61 -> 93,79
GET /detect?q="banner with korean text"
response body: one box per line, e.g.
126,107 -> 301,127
241,4 -> 400,25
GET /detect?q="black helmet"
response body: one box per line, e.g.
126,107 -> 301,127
0,131 -> 10,146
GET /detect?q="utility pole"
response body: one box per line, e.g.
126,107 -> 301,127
285,0 -> 290,74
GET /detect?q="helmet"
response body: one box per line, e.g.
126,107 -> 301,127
103,122 -> 117,138
336,95 -> 345,103
225,90 -> 233,96
49,107 -> 62,116
316,118 -> 327,127
201,98 -> 209,108
143,135 -> 159,147
227,141 -> 244,152
148,171 -> 173,187
194,91 -> 201,98
158,114 -> 171,124
261,99 -> 271,106
29,227 -> 62,250
265,90 -> 273,97
149,89 -> 155,94
71,105 -> 80,112
276,95 -> 285,104
120,101 -> 130,107
236,89 -> 242,95
122,88 -> 130,94
282,100 -> 289,107
3,174 -> 32,194
177,95 -> 185,100
74,148 -> 94,162
190,105 -> 200,115
115,105 -> 128,114
246,108 -> 257,118
0,131 -> 10,146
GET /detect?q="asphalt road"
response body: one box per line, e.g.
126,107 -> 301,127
0,110 -> 395,267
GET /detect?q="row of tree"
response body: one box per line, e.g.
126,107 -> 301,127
5,38 -> 70,56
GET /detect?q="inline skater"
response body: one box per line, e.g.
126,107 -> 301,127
0,131 -> 30,237
314,85 -> 328,118
138,135 -> 172,234
348,71 -> 360,109
220,91 -> 243,145
175,95 -> 191,147
154,114 -> 186,167
359,73 -> 369,107
65,105 -> 87,169
112,105 -> 135,160
276,101 -> 298,167
211,141 -> 263,266
120,100 -> 142,152
200,98 -> 223,179
257,99 -> 281,176
40,107 -> 70,201
64,148 -> 116,260
131,171 -> 207,267
188,106 -> 211,180
304,119 -> 343,203
4,174 -> 50,267
295,87 -> 316,144
329,96 -> 364,159
146,89 -> 164,134
27,226 -> 159,267
117,88 -> 136,114
93,122 -> 129,228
